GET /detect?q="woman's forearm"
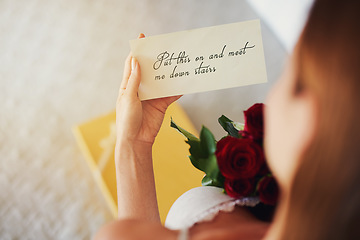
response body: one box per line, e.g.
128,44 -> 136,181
115,140 -> 160,222
114,48 -> 180,222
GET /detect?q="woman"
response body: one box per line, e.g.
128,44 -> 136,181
95,0 -> 360,239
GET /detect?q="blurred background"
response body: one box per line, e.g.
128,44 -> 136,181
0,0 -> 312,239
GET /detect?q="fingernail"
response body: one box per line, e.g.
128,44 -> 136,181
131,57 -> 136,71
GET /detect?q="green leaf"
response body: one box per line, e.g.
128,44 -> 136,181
201,175 -> 213,186
188,141 -> 206,163
201,154 -> 220,180
189,155 -> 203,172
218,115 -> 232,129
218,115 -> 240,138
189,130 -> 218,177
202,173 -> 225,188
188,153 -> 218,175
170,118 -> 199,142
171,118 -> 223,187
199,126 -> 217,155
216,173 -> 225,187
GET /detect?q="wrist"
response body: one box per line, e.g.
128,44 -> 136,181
115,139 -> 153,164
115,138 -> 153,152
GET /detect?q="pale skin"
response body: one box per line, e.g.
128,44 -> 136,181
95,35 -> 317,239
114,34 -> 180,222
263,52 -> 317,240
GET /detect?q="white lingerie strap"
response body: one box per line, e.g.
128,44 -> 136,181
178,228 -> 189,240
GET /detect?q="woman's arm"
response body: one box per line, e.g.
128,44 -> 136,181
115,34 -> 180,221
115,136 -> 159,222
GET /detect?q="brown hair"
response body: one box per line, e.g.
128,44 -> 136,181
281,0 -> 360,239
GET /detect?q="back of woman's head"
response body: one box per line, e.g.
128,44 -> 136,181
281,0 -> 360,239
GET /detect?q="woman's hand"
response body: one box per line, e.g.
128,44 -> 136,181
114,34 -> 180,221
116,34 -> 181,146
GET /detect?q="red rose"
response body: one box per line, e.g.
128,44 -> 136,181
243,103 -> 264,141
224,178 -> 255,198
258,162 -> 271,176
257,176 -> 279,205
215,136 -> 264,179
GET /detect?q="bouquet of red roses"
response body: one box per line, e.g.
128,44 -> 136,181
171,103 -> 278,206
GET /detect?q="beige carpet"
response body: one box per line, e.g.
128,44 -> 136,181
0,0 -> 286,239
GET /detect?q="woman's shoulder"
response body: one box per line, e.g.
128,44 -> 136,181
94,219 -> 177,240
94,186 -> 269,240
94,213 -> 269,240
190,206 -> 270,240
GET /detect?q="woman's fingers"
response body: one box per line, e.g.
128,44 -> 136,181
168,95 -> 182,103
119,53 -> 133,93
119,33 -> 145,95
126,58 -> 141,96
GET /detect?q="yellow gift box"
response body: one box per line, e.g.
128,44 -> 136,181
72,102 -> 203,223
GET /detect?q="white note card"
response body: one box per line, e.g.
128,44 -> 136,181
130,20 -> 267,100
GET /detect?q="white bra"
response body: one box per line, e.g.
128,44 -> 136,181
165,186 -> 260,230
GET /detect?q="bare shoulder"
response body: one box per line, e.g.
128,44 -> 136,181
190,207 -> 270,240
94,219 -> 177,240
94,207 -> 270,240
